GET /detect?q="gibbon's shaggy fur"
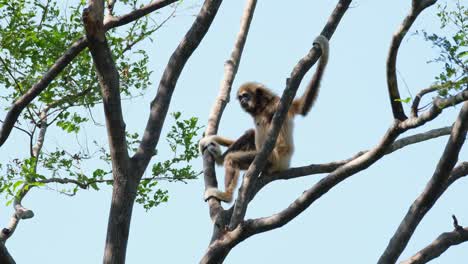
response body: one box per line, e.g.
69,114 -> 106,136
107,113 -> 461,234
200,35 -> 329,203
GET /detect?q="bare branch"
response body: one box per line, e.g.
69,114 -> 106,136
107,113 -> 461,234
204,0 -> 257,137
378,101 -> 468,264
401,217 -> 468,264
202,0 -> 258,222
245,121 -> 403,235
103,0 -> 178,30
229,0 -> 359,230
265,126 -> 452,183
386,0 -> 437,120
132,0 -> 223,176
411,85 -> 439,117
0,242 -> 15,264
446,161 -> 468,186
0,0 -> 178,148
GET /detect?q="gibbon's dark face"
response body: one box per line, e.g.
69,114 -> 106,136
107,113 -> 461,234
237,90 -> 256,114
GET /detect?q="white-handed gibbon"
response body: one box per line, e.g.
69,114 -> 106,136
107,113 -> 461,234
200,35 -> 329,203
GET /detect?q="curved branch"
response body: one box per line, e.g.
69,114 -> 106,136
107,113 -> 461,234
386,0 -> 437,121
0,186 -> 34,243
229,0 -> 353,230
401,216 -> 468,264
410,86 -> 439,117
0,0 -> 178,148
378,101 -> 468,264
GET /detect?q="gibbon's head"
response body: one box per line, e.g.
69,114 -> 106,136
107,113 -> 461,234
237,82 -> 276,115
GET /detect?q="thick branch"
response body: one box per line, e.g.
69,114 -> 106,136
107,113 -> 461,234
0,0 -> 177,148
401,218 -> 468,264
265,126 -> 452,182
244,95 -> 467,240
83,0 -> 130,171
203,0 -> 258,222
0,242 -> 15,264
133,0 -> 223,176
378,101 -> 468,264
245,121 -> 403,235
229,0 -> 352,230
0,38 -> 87,147
386,0 -> 437,120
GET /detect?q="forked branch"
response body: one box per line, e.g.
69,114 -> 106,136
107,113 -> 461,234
378,101 -> 468,264
401,215 -> 468,264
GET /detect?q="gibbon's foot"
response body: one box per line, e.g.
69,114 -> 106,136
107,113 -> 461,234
204,187 -> 233,203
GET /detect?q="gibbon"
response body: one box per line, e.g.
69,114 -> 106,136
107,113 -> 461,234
200,35 -> 329,203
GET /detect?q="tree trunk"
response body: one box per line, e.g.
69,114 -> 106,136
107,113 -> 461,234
103,175 -> 138,264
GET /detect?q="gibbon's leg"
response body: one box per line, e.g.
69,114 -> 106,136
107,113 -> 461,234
221,129 -> 256,160
204,150 -> 256,203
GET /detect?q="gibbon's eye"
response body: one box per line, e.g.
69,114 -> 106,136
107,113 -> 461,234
238,93 -> 251,101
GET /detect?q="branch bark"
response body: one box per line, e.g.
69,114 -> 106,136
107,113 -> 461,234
0,242 -> 15,264
264,125 -> 452,183
202,0 -> 258,225
401,216 -> 468,264
386,0 -> 437,120
229,0 -> 353,230
200,0 -> 353,262
378,101 -> 468,264
83,2 -> 135,264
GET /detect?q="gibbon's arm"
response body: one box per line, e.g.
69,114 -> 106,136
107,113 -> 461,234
291,35 -> 329,116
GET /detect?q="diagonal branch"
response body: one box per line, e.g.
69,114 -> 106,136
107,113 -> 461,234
229,0 -> 353,230
263,125 -> 453,183
132,0 -> 223,177
386,0 -> 437,121
378,101 -> 468,264
401,216 -> 468,264
202,0 -> 258,222
0,242 -> 15,264
244,97 -> 468,241
0,0 -> 178,148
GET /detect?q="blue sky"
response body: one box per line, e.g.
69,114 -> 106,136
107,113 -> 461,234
1,0 -> 467,263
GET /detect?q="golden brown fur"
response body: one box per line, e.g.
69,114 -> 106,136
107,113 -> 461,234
201,35 -> 329,203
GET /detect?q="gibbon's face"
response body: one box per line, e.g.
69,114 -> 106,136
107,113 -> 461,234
237,89 -> 256,114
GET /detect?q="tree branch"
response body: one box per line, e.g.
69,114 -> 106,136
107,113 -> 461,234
386,0 -> 437,121
0,242 -> 15,264
401,216 -> 468,264
229,0 -> 352,230
263,126 -> 452,183
132,0 -> 223,177
202,0 -> 258,222
0,0 -> 178,148
244,94 -> 467,240
378,101 -> 468,264
83,0 -> 130,171
0,186 -> 34,243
